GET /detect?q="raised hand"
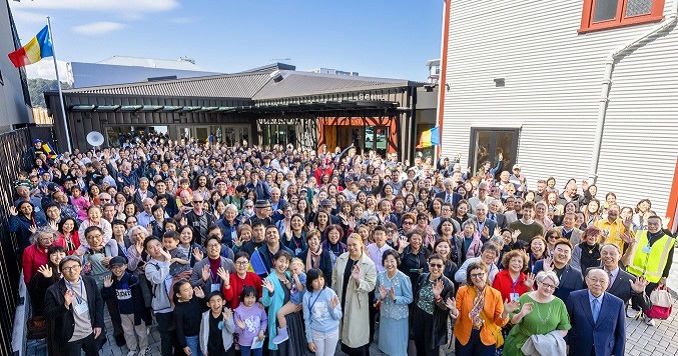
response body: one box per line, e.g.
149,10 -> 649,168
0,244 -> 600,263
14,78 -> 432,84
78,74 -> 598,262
524,272 -> 535,289
432,279 -> 444,298
623,215 -> 633,228
389,286 -> 396,300
193,286 -> 205,299
146,223 -> 153,233
482,226 -> 490,238
232,234 -> 242,247
504,299 -> 520,313
201,264 -> 210,282
180,216 -> 188,226
37,265 -> 52,278
28,224 -> 38,234
542,256 -> 554,272
235,317 -> 245,330
217,267 -> 229,284
8,206 -> 18,216
351,264 -> 361,282
329,295 -> 339,309
378,285 -> 387,300
520,302 -> 534,316
64,289 -> 75,308
193,247 -> 204,261
222,307 -> 232,320
398,235 -> 409,249
262,278 -> 275,293
159,248 -> 171,262
103,275 -> 113,288
619,232 -> 635,244
48,220 -> 58,231
445,297 -> 459,318
511,229 -> 521,241
630,276 -> 649,294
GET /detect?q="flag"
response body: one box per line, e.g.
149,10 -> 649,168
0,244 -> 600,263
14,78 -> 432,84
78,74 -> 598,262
8,25 -> 53,68
42,142 -> 57,159
416,126 -> 440,148
248,248 -> 269,276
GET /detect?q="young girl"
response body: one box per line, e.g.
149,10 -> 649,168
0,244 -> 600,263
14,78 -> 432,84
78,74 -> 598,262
302,268 -> 342,356
173,279 -> 207,356
70,185 -> 90,222
261,250 -> 293,351
200,291 -> 236,356
272,257 -> 306,344
234,286 -> 267,356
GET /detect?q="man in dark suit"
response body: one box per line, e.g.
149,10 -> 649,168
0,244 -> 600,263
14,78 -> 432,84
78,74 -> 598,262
434,177 -> 463,208
44,256 -> 105,356
555,212 -> 582,245
590,243 -> 651,316
488,198 -> 508,229
533,239 -> 583,302
566,269 -> 626,356
473,203 -> 497,242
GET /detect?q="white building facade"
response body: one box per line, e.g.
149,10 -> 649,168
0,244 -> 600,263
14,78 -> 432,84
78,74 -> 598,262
439,0 -> 678,220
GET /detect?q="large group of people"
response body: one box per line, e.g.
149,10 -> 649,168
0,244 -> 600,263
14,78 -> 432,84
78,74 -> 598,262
12,133 -> 675,356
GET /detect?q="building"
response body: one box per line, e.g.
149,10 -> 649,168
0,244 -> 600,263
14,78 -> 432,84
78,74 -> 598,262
68,55 -> 223,88
46,64 -> 428,162
309,68 -> 359,76
438,0 -> 678,221
0,0 -> 32,132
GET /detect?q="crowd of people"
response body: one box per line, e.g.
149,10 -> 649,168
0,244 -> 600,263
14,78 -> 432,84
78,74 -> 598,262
12,133 -> 675,356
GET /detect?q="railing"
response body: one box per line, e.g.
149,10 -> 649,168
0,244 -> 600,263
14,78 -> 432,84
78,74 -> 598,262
0,128 -> 31,355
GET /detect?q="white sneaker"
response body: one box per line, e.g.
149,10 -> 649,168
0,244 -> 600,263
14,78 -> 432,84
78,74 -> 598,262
645,317 -> 656,326
138,347 -> 149,356
126,351 -> 137,356
626,309 -> 640,318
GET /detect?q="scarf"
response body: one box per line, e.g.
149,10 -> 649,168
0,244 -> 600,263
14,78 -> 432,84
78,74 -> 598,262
469,287 -> 486,329
306,246 -> 323,272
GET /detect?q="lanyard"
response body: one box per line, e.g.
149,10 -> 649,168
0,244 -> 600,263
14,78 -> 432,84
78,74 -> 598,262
511,274 -> 520,293
308,289 -> 325,324
67,279 -> 84,304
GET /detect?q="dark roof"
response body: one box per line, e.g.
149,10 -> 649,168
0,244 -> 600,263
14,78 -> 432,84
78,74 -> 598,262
252,71 -> 413,100
62,72 -> 272,98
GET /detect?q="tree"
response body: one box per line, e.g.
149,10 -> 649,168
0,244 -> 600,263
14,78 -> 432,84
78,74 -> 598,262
27,78 -> 69,108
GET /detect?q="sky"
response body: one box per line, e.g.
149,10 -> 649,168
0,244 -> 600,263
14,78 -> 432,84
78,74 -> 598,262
9,0 -> 444,82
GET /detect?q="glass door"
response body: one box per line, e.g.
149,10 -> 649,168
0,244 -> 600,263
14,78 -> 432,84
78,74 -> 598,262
469,128 -> 520,178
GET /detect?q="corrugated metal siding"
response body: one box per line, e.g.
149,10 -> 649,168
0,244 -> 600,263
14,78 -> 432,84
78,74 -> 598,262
441,0 -> 677,214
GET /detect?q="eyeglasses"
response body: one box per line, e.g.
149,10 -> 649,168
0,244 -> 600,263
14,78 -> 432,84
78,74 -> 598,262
402,221 -> 413,225
428,263 -> 444,268
235,261 -> 249,266
471,273 -> 486,279
540,282 -> 557,290
194,200 -> 204,203
62,266 -> 81,272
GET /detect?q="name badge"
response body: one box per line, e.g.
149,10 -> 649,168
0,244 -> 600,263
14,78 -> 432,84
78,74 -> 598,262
211,283 -> 220,293
642,246 -> 652,254
73,301 -> 89,315
510,293 -> 520,302
231,230 -> 237,240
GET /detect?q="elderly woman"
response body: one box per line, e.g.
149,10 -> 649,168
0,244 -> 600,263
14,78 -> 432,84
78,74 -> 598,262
571,225 -> 604,273
375,250 -> 413,356
411,253 -> 455,355
492,249 -> 535,302
22,227 -> 66,284
451,262 -> 516,355
331,233 -> 376,355
502,271 -> 571,356
222,251 -> 262,309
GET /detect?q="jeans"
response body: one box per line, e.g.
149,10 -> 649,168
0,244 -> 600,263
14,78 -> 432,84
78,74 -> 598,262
311,328 -> 339,356
63,332 -> 98,356
185,335 -> 203,356
240,345 -> 263,356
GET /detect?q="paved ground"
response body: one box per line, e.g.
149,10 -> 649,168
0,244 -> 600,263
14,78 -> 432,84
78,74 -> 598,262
26,254 -> 678,355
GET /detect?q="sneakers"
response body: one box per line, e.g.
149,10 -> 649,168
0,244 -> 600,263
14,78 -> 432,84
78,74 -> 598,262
126,351 -> 137,356
626,308 -> 640,319
272,326 -> 289,344
645,316 -> 656,326
138,347 -> 149,356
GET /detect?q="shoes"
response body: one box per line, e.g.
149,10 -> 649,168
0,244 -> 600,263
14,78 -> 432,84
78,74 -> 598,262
126,351 -> 137,356
272,326 -> 289,344
115,334 -> 127,346
645,317 -> 656,326
138,347 -> 149,356
626,308 -> 640,319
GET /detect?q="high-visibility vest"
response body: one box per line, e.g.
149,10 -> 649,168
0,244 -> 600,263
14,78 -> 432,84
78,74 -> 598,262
627,230 -> 675,283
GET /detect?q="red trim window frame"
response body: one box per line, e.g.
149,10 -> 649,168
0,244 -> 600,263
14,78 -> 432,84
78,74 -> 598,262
579,0 -> 665,33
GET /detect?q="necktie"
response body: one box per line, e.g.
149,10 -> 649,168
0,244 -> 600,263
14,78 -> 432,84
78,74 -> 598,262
489,213 -> 496,221
592,299 -> 600,323
446,194 -> 452,203
606,272 -> 613,291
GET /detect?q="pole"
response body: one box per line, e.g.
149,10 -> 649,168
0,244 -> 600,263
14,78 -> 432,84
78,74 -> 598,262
46,16 -> 72,153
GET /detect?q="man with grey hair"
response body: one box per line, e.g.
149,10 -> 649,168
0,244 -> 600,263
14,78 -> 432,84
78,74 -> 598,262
487,198 -> 508,229
472,202 -> 497,241
103,147 -> 147,190
434,177 -> 462,208
468,181 -> 492,213
133,177 -> 154,207
136,198 -> 155,227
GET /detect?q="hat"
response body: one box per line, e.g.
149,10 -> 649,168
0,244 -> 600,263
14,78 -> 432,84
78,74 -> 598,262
109,256 -> 127,268
320,199 -> 332,207
33,139 -> 42,144
214,178 -> 225,185
47,182 -> 60,193
513,164 -> 521,170
300,187 -> 308,193
254,200 -> 271,209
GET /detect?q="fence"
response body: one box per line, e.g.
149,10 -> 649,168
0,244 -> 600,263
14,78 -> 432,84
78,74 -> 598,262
0,128 -> 31,355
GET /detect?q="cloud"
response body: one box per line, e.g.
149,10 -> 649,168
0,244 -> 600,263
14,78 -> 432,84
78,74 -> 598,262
10,9 -> 48,24
11,0 -> 179,13
169,17 -> 198,24
72,22 -> 128,36
24,60 -> 69,81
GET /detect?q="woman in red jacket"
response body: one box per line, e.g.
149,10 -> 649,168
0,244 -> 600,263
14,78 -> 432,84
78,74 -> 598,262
222,251 -> 263,309
492,249 -> 535,302
22,227 -> 65,284
56,217 -> 80,255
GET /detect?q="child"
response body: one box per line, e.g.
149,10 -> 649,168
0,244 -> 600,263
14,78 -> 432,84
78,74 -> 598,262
272,257 -> 306,344
175,178 -> 193,197
233,286 -> 267,356
163,231 -> 191,281
101,256 -> 149,356
261,250 -> 292,351
173,279 -> 207,356
302,268 -> 342,356
70,185 -> 90,222
200,291 -> 236,356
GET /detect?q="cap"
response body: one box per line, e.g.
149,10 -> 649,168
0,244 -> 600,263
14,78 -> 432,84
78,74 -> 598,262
254,200 -> 271,209
33,139 -> 42,144
109,256 -> 127,267
47,182 -> 60,193
513,164 -> 521,170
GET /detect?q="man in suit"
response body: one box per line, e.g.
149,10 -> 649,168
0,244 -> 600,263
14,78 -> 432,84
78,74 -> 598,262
488,198 -> 507,229
44,255 -> 105,355
133,177 -> 155,207
473,203 -> 497,242
533,239 -> 583,301
566,269 -> 626,356
555,212 -> 582,245
434,177 -> 463,208
589,243 -> 651,316
269,187 -> 288,222
468,182 -> 493,213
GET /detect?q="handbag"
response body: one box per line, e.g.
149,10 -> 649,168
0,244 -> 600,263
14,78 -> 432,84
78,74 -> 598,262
646,285 -> 673,320
26,316 -> 46,339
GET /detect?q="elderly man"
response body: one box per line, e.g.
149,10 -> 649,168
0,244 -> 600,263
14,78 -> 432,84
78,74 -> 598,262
468,182 -> 492,213
44,255 -> 105,356
434,178 -> 463,208
103,148 -> 147,190
133,177 -> 155,207
487,198 -> 508,229
269,187 -> 287,222
566,269 -> 626,356
594,203 -> 633,253
472,203 -> 497,242
558,181 -> 581,206
556,212 -> 582,245
182,192 -> 217,246
136,198 -> 155,228
247,199 -> 275,227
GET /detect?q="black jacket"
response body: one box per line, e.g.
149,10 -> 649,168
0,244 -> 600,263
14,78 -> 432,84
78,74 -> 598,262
412,273 -> 455,349
44,276 -> 104,343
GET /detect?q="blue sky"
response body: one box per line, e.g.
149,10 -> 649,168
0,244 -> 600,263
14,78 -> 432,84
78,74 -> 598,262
9,0 -> 443,81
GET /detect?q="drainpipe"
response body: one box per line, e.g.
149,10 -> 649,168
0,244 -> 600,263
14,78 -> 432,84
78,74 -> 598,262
589,0 -> 678,183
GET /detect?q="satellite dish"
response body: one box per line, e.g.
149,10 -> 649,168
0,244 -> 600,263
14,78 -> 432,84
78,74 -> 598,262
86,131 -> 105,147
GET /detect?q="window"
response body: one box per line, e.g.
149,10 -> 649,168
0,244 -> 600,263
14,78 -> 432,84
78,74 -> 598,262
468,128 -> 520,178
579,0 -> 665,33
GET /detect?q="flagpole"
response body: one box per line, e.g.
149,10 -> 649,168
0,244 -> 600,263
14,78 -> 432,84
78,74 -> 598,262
46,16 -> 72,153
